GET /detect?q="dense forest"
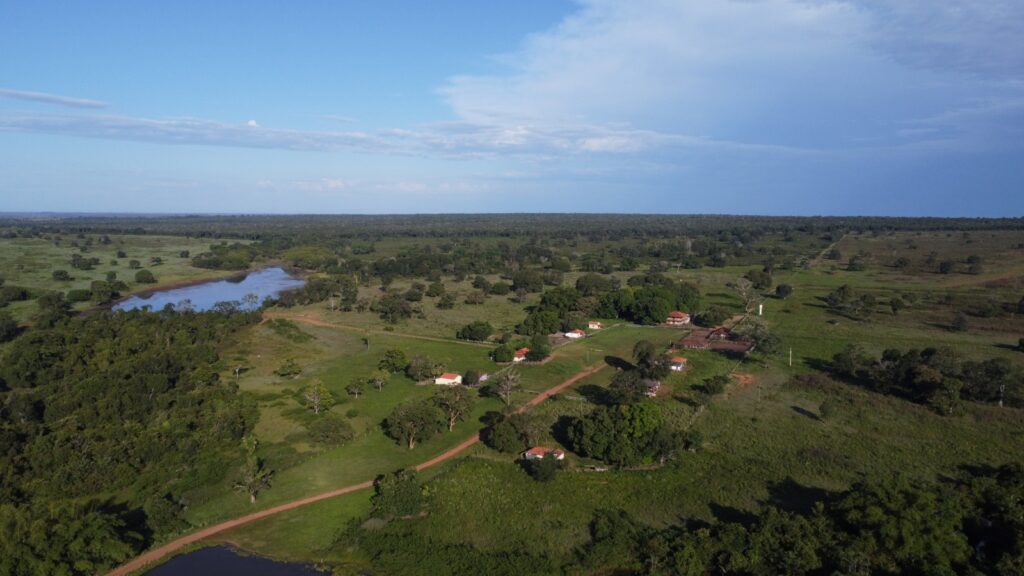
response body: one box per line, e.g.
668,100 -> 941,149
0,309 -> 259,574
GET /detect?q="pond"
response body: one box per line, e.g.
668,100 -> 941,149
146,546 -> 326,575
113,267 -> 305,312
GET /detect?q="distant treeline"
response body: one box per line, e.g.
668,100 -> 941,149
4,213 -> 1024,242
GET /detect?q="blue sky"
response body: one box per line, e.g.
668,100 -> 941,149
1,0 -> 1022,216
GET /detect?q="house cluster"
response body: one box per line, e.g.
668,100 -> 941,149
678,326 -> 754,355
666,311 -> 691,326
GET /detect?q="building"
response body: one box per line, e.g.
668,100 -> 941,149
514,347 -> 530,363
670,356 -> 687,371
522,447 -> 566,461
666,311 -> 691,326
565,328 -> 586,339
643,379 -> 661,397
434,372 -> 463,386
588,321 -> 604,329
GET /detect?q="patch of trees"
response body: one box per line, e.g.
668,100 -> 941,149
191,242 -> 260,270
829,345 -> 1023,412
456,320 -> 493,341
822,284 -> 876,319
0,309 -> 260,572
275,274 -> 358,309
567,403 -> 692,467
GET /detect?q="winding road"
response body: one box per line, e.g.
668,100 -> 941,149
107,362 -> 606,575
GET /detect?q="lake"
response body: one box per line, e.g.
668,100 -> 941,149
146,546 -> 326,575
113,267 -> 305,312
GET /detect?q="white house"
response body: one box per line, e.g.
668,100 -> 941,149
514,347 -> 530,363
588,321 -> 604,329
667,311 -> 691,326
434,372 -> 463,386
522,446 -> 566,461
565,329 -> 586,339
670,356 -> 688,372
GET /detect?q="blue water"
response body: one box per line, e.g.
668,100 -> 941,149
113,267 -> 305,312
146,546 -> 326,575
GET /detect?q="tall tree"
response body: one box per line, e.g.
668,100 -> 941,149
234,436 -> 274,504
493,367 -> 521,407
434,386 -> 475,431
304,381 -> 334,414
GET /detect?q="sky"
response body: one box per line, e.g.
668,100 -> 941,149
0,0 -> 1022,216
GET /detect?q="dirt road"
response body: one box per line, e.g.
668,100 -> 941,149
107,362 -> 606,575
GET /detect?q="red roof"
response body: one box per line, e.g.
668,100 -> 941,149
569,329 -> 585,335
671,356 -> 687,364
668,311 -> 689,318
524,446 -> 565,457
438,372 -> 461,380
515,347 -> 530,357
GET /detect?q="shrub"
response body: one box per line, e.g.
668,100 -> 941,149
52,270 -> 72,281
307,414 -> 355,446
456,320 -> 493,341
135,269 -> 157,284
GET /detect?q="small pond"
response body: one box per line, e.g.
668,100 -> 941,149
113,267 -> 304,312
146,546 -> 326,575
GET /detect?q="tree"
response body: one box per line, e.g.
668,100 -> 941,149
434,386 -> 475,431
368,369 -> 390,391
385,401 -> 444,449
890,296 -> 905,315
526,333 -> 551,361
436,293 -> 456,309
732,277 -> 761,314
523,454 -> 562,482
775,284 -> 793,299
378,349 -> 408,373
951,311 -> 970,332
134,269 -> 157,284
406,355 -> 442,381
493,367 -> 521,407
34,292 -> 71,328
938,260 -> 955,274
464,290 -> 487,304
425,282 -> 445,297
0,311 -> 18,342
492,343 -> 515,363
307,414 -> 355,445
374,292 -> 413,323
304,381 -> 335,414
372,469 -> 423,518
346,379 -> 365,399
234,436 -> 274,504
456,320 -> 493,341
698,305 -> 731,327
273,358 -> 302,379
52,269 -> 72,281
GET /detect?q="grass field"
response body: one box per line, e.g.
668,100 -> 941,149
190,231 -> 1024,570
0,233 -> 244,322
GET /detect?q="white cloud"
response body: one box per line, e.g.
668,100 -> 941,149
0,87 -> 107,109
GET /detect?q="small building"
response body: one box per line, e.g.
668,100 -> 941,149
434,372 -> 463,386
588,321 -> 604,329
522,447 -> 566,461
670,356 -> 687,372
565,329 -> 586,339
642,379 -> 661,397
666,311 -> 691,326
514,347 -> 530,363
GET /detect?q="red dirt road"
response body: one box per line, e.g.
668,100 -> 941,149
107,363 -> 606,575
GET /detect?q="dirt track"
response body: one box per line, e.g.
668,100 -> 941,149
106,362 -> 606,575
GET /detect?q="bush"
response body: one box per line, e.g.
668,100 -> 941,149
522,456 -> 562,482
135,269 -> 157,284
52,270 -> 72,281
492,344 -> 514,363
489,281 -> 511,295
307,414 -> 355,446
456,320 -> 493,341
371,469 -> 422,519
436,293 -> 455,309
66,289 -> 92,303
0,311 -> 18,342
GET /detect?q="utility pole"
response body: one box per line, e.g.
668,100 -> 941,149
789,347 -> 793,368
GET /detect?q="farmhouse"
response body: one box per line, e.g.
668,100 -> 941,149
514,347 -> 530,363
670,356 -> 687,371
522,447 -> 566,461
588,321 -> 604,329
434,372 -> 463,386
565,328 -> 586,339
666,311 -> 691,326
